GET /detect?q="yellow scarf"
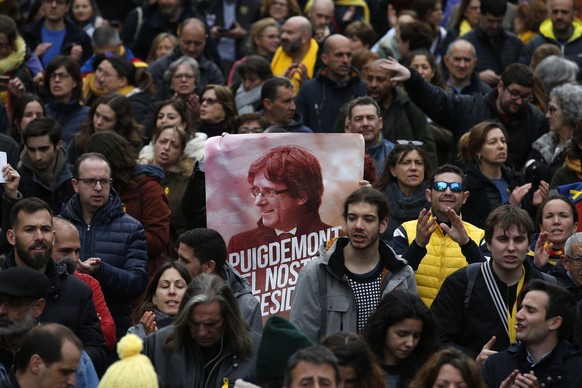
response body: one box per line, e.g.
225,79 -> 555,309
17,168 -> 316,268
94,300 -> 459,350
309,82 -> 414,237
508,266 -> 526,344
0,36 -> 25,75
566,156 -> 582,180
459,19 -> 472,36
271,38 -> 319,94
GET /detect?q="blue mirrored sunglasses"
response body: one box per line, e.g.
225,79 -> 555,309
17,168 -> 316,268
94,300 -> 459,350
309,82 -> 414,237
432,181 -> 464,193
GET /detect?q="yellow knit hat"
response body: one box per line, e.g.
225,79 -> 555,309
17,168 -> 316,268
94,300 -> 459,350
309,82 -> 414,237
98,334 -> 159,388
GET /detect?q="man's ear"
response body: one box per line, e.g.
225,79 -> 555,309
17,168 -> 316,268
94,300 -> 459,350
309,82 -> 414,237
30,354 -> 43,374
6,229 -> 15,247
462,191 -> 470,205
548,315 -> 562,332
72,178 -> 79,193
203,260 -> 216,274
321,52 -> 329,66
561,255 -> 571,272
379,217 -> 388,234
263,98 -> 273,111
33,298 -> 46,319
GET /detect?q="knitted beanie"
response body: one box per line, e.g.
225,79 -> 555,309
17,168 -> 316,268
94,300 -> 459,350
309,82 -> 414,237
255,316 -> 315,379
99,334 -> 158,388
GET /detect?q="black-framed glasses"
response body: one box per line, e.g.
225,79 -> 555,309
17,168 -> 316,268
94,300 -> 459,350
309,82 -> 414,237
77,178 -> 112,188
432,181 -> 464,193
250,187 -> 290,199
504,86 -> 532,102
548,105 -> 559,114
567,256 -> 582,266
396,140 -> 424,146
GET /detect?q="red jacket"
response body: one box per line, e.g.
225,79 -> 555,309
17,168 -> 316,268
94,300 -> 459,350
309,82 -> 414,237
74,272 -> 116,352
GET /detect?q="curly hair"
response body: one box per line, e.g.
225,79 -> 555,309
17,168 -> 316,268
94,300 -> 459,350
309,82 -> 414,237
549,83 -> 582,128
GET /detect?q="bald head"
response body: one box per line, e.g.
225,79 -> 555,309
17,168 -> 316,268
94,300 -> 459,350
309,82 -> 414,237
287,16 -> 313,36
323,34 -> 350,54
309,0 -> 334,29
281,16 -> 313,55
178,18 -> 207,58
444,39 -> 478,84
52,217 -> 80,263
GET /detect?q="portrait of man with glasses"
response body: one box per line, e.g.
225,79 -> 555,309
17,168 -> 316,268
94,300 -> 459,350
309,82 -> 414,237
228,145 -> 340,255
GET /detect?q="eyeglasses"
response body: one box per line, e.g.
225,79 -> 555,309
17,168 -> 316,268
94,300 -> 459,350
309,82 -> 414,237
432,181 -> 464,193
201,97 -> 220,105
238,126 -> 263,133
173,73 -> 195,80
548,105 -> 559,114
396,140 -> 424,146
49,72 -> 70,80
250,187 -> 290,199
76,178 -> 112,188
95,67 -> 117,78
504,86 -> 532,102
567,256 -> 582,266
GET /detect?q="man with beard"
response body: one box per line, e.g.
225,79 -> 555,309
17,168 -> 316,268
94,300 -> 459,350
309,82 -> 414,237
520,0 -> 582,81
460,0 -> 523,86
0,195 -> 106,375
296,34 -> 367,133
380,58 -> 547,171
0,266 -> 49,381
392,164 -> 488,308
271,16 -> 319,94
364,59 -> 438,167
260,77 -> 312,132
289,187 -> 416,342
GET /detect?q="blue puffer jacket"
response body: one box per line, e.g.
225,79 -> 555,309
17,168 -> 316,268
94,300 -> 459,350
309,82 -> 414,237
60,190 -> 148,337
45,101 -> 90,147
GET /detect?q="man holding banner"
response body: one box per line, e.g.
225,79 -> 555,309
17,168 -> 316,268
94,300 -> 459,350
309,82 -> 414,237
289,187 -> 416,342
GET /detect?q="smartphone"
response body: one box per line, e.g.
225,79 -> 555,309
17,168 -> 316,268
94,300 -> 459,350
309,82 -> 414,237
217,24 -> 235,32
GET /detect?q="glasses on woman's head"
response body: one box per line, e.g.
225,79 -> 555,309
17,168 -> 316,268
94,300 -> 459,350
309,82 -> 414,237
396,140 -> 424,146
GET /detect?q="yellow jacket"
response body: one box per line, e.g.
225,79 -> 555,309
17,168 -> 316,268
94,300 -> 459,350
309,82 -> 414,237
400,219 -> 485,307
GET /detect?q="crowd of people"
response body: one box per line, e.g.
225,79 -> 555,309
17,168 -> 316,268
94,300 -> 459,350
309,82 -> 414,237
1,0 -> 582,386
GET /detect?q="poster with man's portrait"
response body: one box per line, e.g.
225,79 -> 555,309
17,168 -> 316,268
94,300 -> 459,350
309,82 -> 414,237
205,133 -> 364,318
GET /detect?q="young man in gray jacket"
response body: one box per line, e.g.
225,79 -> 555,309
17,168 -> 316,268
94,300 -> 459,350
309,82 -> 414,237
290,187 -> 416,342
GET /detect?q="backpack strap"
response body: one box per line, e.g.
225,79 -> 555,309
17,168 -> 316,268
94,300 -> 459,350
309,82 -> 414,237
464,262 -> 482,309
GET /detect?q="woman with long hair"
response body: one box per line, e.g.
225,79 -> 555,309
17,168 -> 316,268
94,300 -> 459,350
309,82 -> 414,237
9,93 -> 44,144
128,261 -> 192,337
373,142 -> 431,242
68,93 -> 143,163
364,290 -> 440,388
87,131 -> 171,276
458,120 -> 547,229
321,332 -> 385,388
147,32 -> 178,64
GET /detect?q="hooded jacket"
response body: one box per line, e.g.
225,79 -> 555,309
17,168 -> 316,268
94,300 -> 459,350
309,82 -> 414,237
296,67 -> 367,133
45,102 -> 90,147
289,237 -> 417,342
520,18 -> 582,79
223,262 -> 263,334
60,190 -> 148,338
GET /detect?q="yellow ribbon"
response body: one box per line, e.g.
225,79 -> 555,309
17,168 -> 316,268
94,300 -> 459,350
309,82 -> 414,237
507,265 -> 525,344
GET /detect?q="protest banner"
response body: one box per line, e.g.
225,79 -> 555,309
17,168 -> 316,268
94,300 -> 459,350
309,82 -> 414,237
205,133 -> 364,318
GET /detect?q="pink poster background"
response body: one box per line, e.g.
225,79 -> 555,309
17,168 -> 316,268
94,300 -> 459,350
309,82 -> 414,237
205,133 -> 364,318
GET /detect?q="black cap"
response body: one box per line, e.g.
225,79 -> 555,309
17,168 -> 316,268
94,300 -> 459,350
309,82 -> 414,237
0,267 -> 49,299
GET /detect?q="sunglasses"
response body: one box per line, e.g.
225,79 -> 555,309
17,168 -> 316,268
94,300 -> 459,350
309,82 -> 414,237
396,140 -> 424,146
432,181 -> 464,193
